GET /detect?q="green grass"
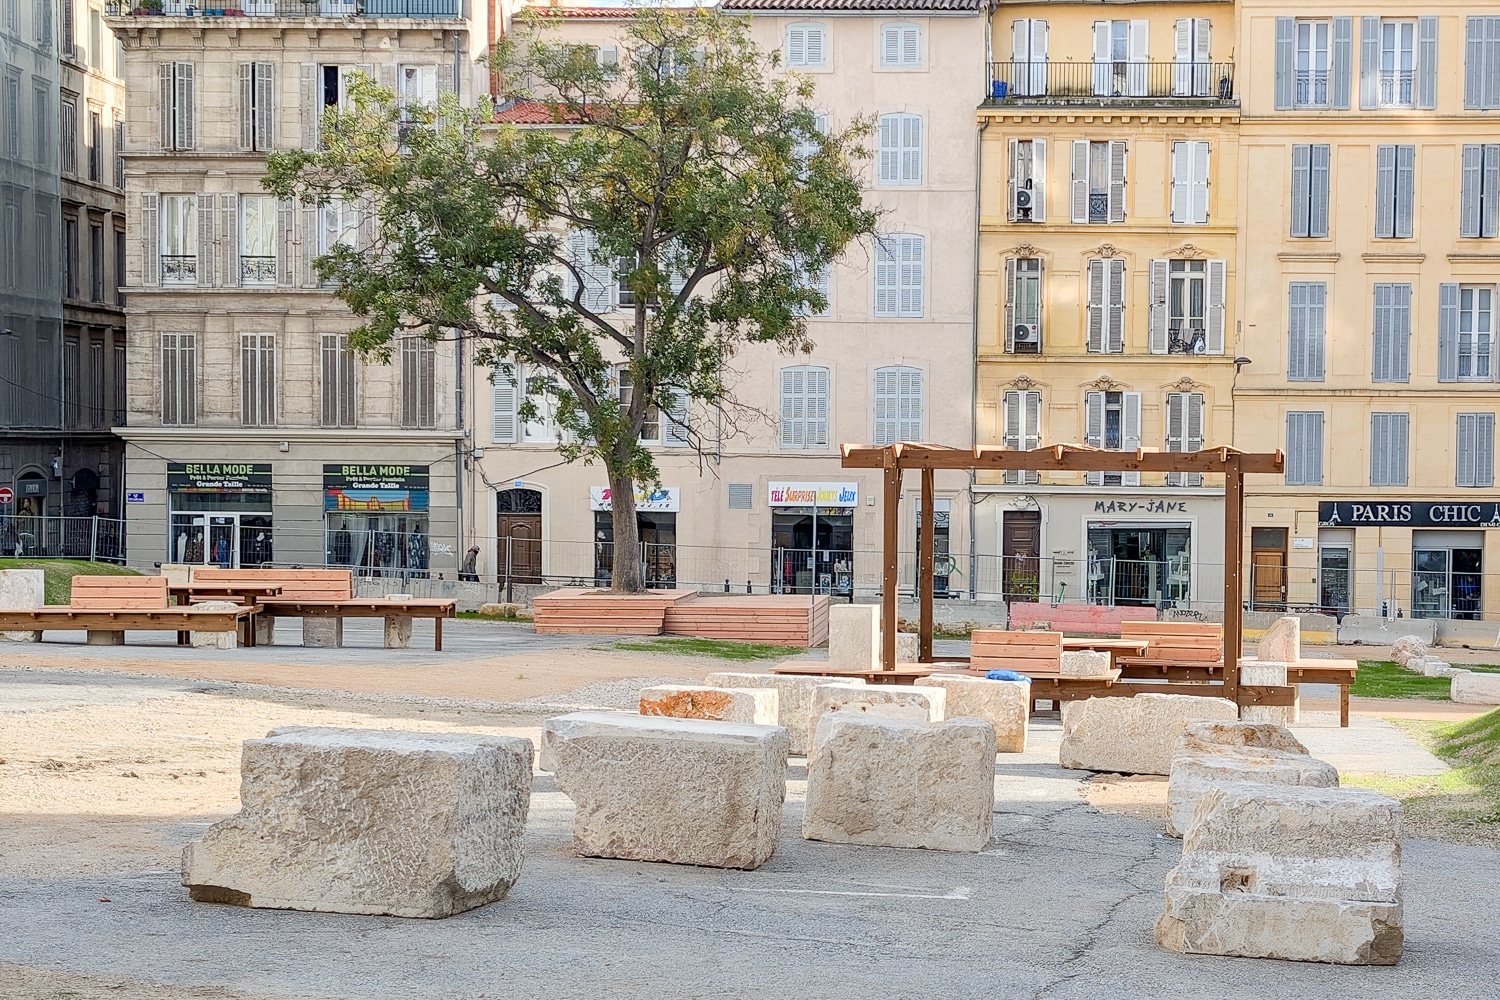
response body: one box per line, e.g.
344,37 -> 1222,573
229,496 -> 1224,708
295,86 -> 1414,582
0,558 -> 139,604
605,636 -> 803,661
1350,659 -> 1500,700
456,610 -> 530,623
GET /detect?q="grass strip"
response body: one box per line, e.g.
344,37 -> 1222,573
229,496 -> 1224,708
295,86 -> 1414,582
0,557 -> 139,605
606,636 -> 803,661
1351,659 -> 1500,700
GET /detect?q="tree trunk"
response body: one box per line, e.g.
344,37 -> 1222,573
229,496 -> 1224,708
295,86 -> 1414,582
608,468 -> 646,594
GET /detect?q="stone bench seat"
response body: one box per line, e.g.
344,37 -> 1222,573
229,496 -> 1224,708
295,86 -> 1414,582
1059,693 -> 1239,775
705,672 -> 865,755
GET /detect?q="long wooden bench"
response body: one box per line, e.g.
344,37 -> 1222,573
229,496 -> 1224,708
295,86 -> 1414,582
1118,621 -> 1225,673
969,629 -> 1064,674
0,575 -> 255,645
192,569 -> 455,650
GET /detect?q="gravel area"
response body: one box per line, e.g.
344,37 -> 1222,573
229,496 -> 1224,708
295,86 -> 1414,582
516,675 -> 701,711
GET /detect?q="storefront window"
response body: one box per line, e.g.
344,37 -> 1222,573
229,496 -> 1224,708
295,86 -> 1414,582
917,501 -> 951,597
594,511 -> 677,588
1086,524 -> 1191,608
1318,546 -> 1351,615
323,465 -> 430,578
167,464 -> 273,568
1412,546 -> 1483,620
772,508 -> 854,596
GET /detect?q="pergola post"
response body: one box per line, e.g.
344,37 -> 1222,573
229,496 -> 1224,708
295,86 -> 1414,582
918,467 -> 935,663
1223,453 -> 1243,712
881,449 -> 901,672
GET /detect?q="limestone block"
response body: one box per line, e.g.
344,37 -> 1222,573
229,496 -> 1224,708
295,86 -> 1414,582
1390,635 -> 1427,669
181,727 -> 533,918
158,564 -> 193,587
1419,657 -> 1463,678
896,632 -> 919,663
0,569 -> 44,608
1452,670 -> 1500,705
808,682 -> 946,737
1256,616 -> 1302,664
1059,650 -> 1112,677
1166,745 -> 1339,838
86,630 -> 125,645
302,617 -> 343,648
0,629 -> 40,642
803,714 -> 996,852
479,602 -> 525,618
705,672 -> 865,755
541,712 -> 788,869
1238,660 -> 1289,726
253,614 -> 277,646
827,604 -> 880,672
189,601 -> 240,650
1178,719 -> 1308,755
1155,785 -> 1402,965
639,685 -> 778,726
384,616 -> 414,649
1059,694 -> 1238,775
924,674 -> 1030,753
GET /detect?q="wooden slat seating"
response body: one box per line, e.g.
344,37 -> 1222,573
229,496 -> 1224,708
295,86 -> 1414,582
533,588 -> 699,635
662,595 -> 830,646
969,629 -> 1064,674
1285,660 -> 1359,727
0,574 -> 255,644
191,568 -> 354,601
1118,621 -> 1225,675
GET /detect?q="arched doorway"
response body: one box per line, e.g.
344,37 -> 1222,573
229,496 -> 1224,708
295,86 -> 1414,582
13,471 -> 50,557
496,488 -> 543,584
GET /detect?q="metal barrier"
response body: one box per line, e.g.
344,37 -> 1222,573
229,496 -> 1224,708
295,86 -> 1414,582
989,60 -> 1236,103
0,515 -> 127,562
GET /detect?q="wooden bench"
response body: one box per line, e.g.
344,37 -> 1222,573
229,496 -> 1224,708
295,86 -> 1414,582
1285,659 -> 1359,727
193,569 -> 455,650
0,575 -> 255,646
969,629 -> 1064,674
1118,621 -> 1225,674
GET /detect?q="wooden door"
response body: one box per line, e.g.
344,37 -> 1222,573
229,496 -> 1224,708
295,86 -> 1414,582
1002,511 -> 1042,602
1251,549 -> 1285,610
497,514 -> 543,583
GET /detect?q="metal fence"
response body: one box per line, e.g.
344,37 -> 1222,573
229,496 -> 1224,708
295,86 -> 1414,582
0,516 -> 127,562
988,60 -> 1236,103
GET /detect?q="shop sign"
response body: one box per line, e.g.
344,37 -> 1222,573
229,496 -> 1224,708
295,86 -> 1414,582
768,482 -> 859,507
1318,501 -> 1500,528
167,463 -> 273,493
590,486 -> 680,512
1092,498 -> 1190,514
324,464 -> 430,512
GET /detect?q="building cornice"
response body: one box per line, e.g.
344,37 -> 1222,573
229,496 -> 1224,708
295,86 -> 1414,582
116,427 -> 463,446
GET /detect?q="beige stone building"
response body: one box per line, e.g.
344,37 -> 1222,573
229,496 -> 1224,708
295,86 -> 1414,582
1234,2 -> 1500,623
107,1 -> 491,574
473,1 -> 985,598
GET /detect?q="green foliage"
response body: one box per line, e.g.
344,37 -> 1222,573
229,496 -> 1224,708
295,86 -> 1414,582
1351,659 -> 1500,700
0,558 -> 139,605
607,636 -> 803,661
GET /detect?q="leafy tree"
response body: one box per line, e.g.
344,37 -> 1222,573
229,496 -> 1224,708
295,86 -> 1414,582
264,6 -> 877,593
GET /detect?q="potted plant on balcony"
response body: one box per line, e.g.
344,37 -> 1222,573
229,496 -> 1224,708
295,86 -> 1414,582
137,0 -> 162,13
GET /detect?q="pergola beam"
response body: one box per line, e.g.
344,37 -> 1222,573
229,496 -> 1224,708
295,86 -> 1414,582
842,443 -> 1283,475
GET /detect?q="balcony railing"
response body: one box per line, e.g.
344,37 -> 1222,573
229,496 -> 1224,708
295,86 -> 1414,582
240,256 -> 277,284
161,254 -> 197,283
105,0 -> 459,18
989,60 -> 1235,104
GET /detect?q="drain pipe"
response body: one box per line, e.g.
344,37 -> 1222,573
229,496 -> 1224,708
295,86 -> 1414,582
970,115 -> 990,604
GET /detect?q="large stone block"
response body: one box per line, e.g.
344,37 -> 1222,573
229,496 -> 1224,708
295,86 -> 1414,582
384,616 -> 414,649
0,569 -> 44,642
542,712 -> 788,869
1059,694 -> 1238,775
181,727 -> 533,918
1059,650 -> 1112,677
1156,785 -> 1402,965
1256,616 -> 1302,663
1178,719 -> 1308,755
253,614 -> 277,646
827,604 -> 879,671
1166,745 -> 1340,838
924,674 -> 1030,752
803,714 -> 996,852
302,617 -> 343,648
808,682 -> 946,737
1390,635 -> 1427,669
705,672 -> 865,755
896,632 -> 919,663
190,601 -> 240,650
1452,670 -> 1500,705
639,685 -> 778,726
1238,659 -> 1289,726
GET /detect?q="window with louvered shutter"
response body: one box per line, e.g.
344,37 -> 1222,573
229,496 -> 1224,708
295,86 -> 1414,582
1170,141 -> 1210,225
663,389 -> 690,448
1369,412 -> 1409,486
1086,258 -> 1125,354
786,24 -> 826,68
874,234 -> 923,318
880,23 -> 920,68
1290,144 -> 1331,238
1002,390 -> 1041,485
1288,282 -> 1326,381
873,366 -> 922,445
1285,411 -> 1324,486
1164,392 -> 1205,487
159,61 -> 195,151
401,337 -> 436,429
239,333 -> 276,427
321,333 -> 356,428
1461,145 -> 1500,239
1375,145 -> 1415,238
1372,283 -> 1411,382
1465,17 -> 1500,110
567,229 -> 614,313
877,113 -> 922,186
1457,412 -> 1496,487
780,365 -> 830,449
160,332 -> 196,426
490,361 -> 519,443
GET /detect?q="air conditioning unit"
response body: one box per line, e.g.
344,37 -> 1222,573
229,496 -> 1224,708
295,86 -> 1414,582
1013,323 -> 1040,345
1013,187 -> 1034,220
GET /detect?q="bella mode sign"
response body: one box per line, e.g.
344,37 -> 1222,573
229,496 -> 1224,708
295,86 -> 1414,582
768,482 -> 859,507
1318,501 -> 1500,528
323,464 -> 430,491
167,463 -> 273,493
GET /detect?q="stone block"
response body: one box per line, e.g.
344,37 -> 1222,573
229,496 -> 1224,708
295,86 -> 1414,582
542,712 -> 787,869
1059,650 -> 1112,677
189,601 -> 240,650
808,682 -> 946,737
1166,745 -> 1339,838
302,617 -> 343,648
86,630 -> 125,645
1452,670 -> 1500,705
705,672 -> 865,755
1059,694 -> 1239,775
639,685 -> 778,726
253,614 -> 277,646
896,632 -> 919,663
158,564 -> 193,587
384,616 -> 414,649
479,602 -> 525,618
1256,616 -> 1302,663
0,570 -> 44,641
803,714 -> 996,852
827,604 -> 879,672
1155,785 -> 1402,965
181,727 -> 533,918
924,674 -> 1030,752
1390,635 -> 1427,669
1238,659 -> 1289,726
1178,720 -> 1308,755
1419,657 -> 1463,678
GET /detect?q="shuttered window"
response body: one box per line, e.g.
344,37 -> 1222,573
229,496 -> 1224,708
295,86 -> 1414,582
1372,283 -> 1412,382
1086,258 -> 1125,354
1460,145 -> 1500,239
1464,17 -> 1500,110
1165,392 -> 1205,487
780,365 -> 830,449
158,61 -> 195,151
159,194 -> 197,284
874,234 -> 924,317
1374,145 -> 1415,238
1290,144 -> 1331,238
239,333 -> 276,427
1287,282 -> 1327,381
1285,412 -> 1324,486
873,366 -> 922,445
1084,390 -> 1141,486
1276,19 -> 1350,109
1439,283 -> 1497,382
786,24 -> 826,68
1004,257 -> 1043,353
400,337 -> 436,429
1070,140 -> 1126,224
567,229 -> 614,313
1369,412 -> 1409,486
1008,138 -> 1046,223
1169,141 -> 1210,225
320,333 -> 356,428
1011,18 -> 1049,97
1002,389 -> 1041,485
880,23 -> 920,68
1457,413 -> 1496,487
1172,18 -> 1214,97
877,113 -> 922,186
160,332 -> 196,426
238,63 -> 274,152
492,361 -> 563,444
1149,258 -> 1225,355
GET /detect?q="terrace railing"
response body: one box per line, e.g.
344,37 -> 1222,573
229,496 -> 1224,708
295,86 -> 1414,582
989,60 -> 1235,104
105,0 -> 460,18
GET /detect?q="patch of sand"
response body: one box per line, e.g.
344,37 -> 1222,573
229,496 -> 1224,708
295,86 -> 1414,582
1082,773 -> 1169,823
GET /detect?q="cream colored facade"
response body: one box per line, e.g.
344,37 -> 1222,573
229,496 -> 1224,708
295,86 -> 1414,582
107,4 -> 493,574
975,1 -> 1239,607
471,2 -> 985,598
1235,2 -> 1500,622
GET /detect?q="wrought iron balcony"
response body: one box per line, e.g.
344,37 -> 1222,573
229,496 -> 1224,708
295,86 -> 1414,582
240,256 -> 277,284
160,255 -> 197,283
1168,323 -> 1207,355
989,60 -> 1236,105
105,0 -> 459,19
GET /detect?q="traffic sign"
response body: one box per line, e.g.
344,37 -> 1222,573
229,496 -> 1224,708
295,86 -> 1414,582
127,491 -> 145,503
0,487 -> 12,505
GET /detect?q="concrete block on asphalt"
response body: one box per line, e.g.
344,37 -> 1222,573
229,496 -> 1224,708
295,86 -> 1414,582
808,682 -> 946,737
302,617 -> 343,648
1166,745 -> 1339,838
1452,670 -> 1500,705
384,616 -> 414,649
705,672 -> 864,755
1059,694 -> 1238,775
1336,614 -> 1434,646
639,685 -> 778,726
253,614 -> 276,646
181,727 -> 533,918
542,712 -> 787,870
827,604 -> 879,672
924,674 -> 1030,752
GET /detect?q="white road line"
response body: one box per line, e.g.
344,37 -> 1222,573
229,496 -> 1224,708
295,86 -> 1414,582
726,885 -> 973,901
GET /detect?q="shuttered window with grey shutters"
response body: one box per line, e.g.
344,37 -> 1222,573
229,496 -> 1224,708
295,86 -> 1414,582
1372,283 -> 1411,382
1441,283 -> 1497,382
1418,17 -> 1438,109
877,114 -> 922,186
1002,390 -> 1041,485
139,193 -> 158,286
1465,17 -> 1500,110
158,62 -> 195,151
1165,392 -> 1204,486
400,337 -> 436,429
1457,413 -> 1496,487
239,333 -> 276,427
160,332 -> 196,426
1083,391 -> 1140,486
780,365 -> 830,449
1086,258 -> 1125,353
1331,18 -> 1354,109
873,366 -> 922,445
1285,412 -> 1324,486
1289,144 -> 1331,238
321,333 -> 356,428
874,234 -> 924,317
1374,145 -> 1415,238
1460,145 -> 1500,239
1369,412 -> 1409,486
1274,18 -> 1296,109
490,361 -> 518,444
1287,282 -> 1326,381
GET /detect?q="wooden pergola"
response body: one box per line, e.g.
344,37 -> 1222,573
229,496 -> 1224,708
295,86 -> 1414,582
840,442 -> 1284,707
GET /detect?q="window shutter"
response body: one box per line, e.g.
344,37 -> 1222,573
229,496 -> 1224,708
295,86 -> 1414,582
1024,391 -> 1041,484
1465,18 -> 1483,110
1309,282 -> 1327,379
1191,142 -> 1210,224
780,368 -> 803,448
873,368 -> 894,444
662,390 -> 690,448
196,193 -> 215,288
175,62 -> 195,151
1392,414 -> 1409,486
1274,18 -> 1295,110
901,114 -> 921,184
900,367 -> 922,440
878,114 -> 897,184
1375,145 -> 1396,238
806,27 -> 824,67
1171,142 -> 1191,224
1086,259 -> 1105,353
157,63 -> 171,149
1206,259 -> 1226,354
899,235 -> 924,317
1092,21 -> 1111,96
1485,145 -> 1500,239
300,200 -> 318,286
1372,284 -> 1392,381
1310,144 -> 1331,238
220,193 -> 238,287
1188,393 -> 1204,454
1107,258 -> 1125,353
1070,140 -> 1089,223
1012,19 -> 1029,92
1004,257 -> 1017,352
1462,145 -> 1483,238
1290,144 -> 1311,237
1008,138 -> 1020,222
1031,139 -> 1047,222
1417,18 -> 1438,109
882,25 -> 899,67
276,199 -> 294,286
1166,391 -> 1184,451
1395,145 -> 1415,239
1121,392 -> 1142,485
300,63 -> 318,149
1108,140 -> 1127,222
902,26 -> 919,66
255,63 -> 275,151
1439,282 -> 1461,382
1003,390 -> 1021,450
140,193 -> 158,286
1084,391 -> 1104,486
1479,414 -> 1497,487
1287,283 -> 1307,379
874,237 -> 897,316
1174,19 -> 1192,97
1331,18 -> 1353,109
238,64 -> 254,151
1148,258 -> 1168,354
1127,21 -> 1149,97
1287,412 -> 1324,486
1370,414 -> 1388,485
491,362 -> 518,443
1359,16 -> 1379,110
1393,282 -> 1411,381
807,366 -> 829,447
787,26 -> 805,67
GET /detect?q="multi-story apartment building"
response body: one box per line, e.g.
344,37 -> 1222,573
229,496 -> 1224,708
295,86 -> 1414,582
975,1 -> 1240,607
473,0 -> 984,598
106,0 -> 489,573
1235,3 -> 1500,623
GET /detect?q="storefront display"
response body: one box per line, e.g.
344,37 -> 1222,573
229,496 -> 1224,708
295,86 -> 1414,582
769,482 -> 858,597
591,486 -> 678,587
324,465 -> 430,577
167,463 -> 274,568
1086,522 -> 1192,609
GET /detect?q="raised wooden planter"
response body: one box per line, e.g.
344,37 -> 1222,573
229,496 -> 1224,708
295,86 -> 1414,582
531,588 -> 699,635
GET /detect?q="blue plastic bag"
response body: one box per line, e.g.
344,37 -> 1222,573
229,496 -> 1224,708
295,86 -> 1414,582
984,669 -> 1032,683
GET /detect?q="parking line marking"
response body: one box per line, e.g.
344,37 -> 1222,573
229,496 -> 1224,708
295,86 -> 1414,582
726,885 -> 973,901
